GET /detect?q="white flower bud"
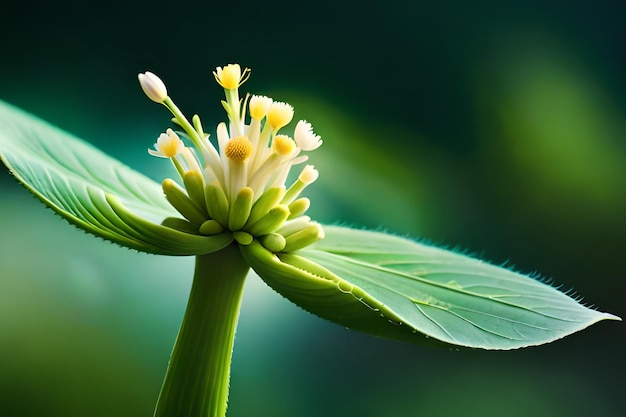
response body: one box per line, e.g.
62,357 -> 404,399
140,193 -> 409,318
298,165 -> 319,185
138,71 -> 168,103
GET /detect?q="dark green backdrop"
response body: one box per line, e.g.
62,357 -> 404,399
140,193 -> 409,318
1,1 -> 624,416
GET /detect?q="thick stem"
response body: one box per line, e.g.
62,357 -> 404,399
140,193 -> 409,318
154,243 -> 249,417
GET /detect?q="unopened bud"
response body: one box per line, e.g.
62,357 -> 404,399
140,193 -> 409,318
138,71 -> 168,103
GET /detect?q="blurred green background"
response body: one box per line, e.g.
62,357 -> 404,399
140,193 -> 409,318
1,1 -> 624,416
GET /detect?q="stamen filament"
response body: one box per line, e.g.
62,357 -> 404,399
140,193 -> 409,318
163,97 -> 213,159
250,122 -> 273,172
224,88 -> 243,137
171,157 -> 187,182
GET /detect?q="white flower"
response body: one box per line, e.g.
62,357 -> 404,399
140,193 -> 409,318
294,120 -> 322,151
148,129 -> 184,158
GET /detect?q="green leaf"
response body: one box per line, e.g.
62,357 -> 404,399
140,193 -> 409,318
0,100 -> 232,255
242,226 -> 620,349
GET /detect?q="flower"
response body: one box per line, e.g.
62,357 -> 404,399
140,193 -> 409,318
138,71 -> 168,103
294,120 -> 322,151
272,135 -> 296,156
249,95 -> 273,120
267,101 -> 294,131
141,64 -> 324,251
213,64 -> 251,90
148,128 -> 184,158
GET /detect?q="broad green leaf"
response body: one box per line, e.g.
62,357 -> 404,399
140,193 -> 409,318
242,225 -> 619,349
0,100 -> 233,255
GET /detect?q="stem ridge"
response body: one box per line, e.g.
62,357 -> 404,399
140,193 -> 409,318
154,244 -> 249,417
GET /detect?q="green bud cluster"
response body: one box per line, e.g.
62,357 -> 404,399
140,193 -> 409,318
162,177 -> 324,253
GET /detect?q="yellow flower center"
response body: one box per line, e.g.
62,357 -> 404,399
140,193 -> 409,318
158,130 -> 181,158
161,141 -> 180,158
225,136 -> 253,161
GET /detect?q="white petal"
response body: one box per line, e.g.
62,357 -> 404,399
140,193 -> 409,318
294,120 -> 322,151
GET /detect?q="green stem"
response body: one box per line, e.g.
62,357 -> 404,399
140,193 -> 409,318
162,97 -> 204,149
154,243 -> 249,417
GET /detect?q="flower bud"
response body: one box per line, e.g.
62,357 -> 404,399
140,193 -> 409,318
259,233 -> 287,253
138,71 -> 168,103
228,187 -> 254,231
246,187 -> 285,228
288,198 -> 310,219
199,219 -> 224,235
246,205 -> 290,236
162,179 -> 207,226
282,223 -> 324,252
298,165 -> 319,185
